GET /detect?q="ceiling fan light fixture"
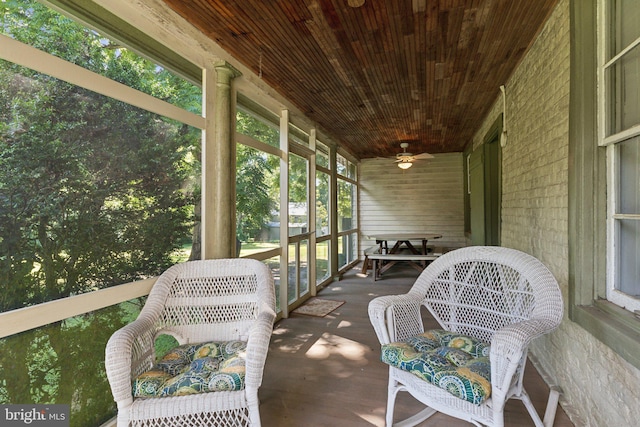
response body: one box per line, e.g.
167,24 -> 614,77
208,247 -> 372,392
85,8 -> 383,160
398,161 -> 412,170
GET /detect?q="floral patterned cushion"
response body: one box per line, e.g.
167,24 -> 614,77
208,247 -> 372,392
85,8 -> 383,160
381,329 -> 491,405
133,340 -> 247,397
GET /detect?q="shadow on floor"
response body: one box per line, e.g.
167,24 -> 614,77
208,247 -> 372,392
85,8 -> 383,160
259,263 -> 575,427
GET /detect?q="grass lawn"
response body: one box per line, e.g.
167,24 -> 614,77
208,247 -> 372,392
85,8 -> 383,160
239,241 -> 280,257
173,240 -> 330,262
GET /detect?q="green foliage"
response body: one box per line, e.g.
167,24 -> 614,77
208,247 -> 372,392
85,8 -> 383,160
0,302 -> 136,425
316,171 -> 330,233
235,144 -> 276,241
288,152 -> 308,204
338,179 -> 355,227
0,1 -> 200,425
155,334 -> 180,360
0,0 -> 201,308
235,111 -> 281,242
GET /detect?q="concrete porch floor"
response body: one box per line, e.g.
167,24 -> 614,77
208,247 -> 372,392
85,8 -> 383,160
259,263 -> 575,427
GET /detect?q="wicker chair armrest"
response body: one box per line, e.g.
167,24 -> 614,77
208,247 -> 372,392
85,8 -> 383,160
244,304 -> 277,388
368,294 -> 423,344
105,316 -> 158,405
490,318 -> 558,401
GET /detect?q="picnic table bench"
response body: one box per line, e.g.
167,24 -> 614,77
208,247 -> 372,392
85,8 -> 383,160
363,246 -> 449,281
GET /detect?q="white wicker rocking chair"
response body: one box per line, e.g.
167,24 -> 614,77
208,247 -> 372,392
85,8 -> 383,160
368,246 -> 563,427
105,259 -> 276,427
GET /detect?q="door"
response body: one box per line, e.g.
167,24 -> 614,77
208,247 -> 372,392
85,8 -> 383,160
483,139 -> 501,246
468,139 -> 501,245
469,148 -> 486,245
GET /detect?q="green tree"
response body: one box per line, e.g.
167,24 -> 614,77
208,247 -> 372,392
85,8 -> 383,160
338,179 -> 355,230
316,172 -> 330,234
0,1 -> 200,425
236,144 -> 275,242
234,110 -> 280,244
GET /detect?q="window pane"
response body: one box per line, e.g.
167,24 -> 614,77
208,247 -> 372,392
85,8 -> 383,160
1,0 -> 201,114
288,243 -> 297,304
316,171 -> 330,237
300,239 -> 309,296
337,236 -> 347,270
0,299 -> 143,424
289,123 -> 309,147
606,0 -> 640,311
236,108 -> 280,148
0,61 -> 199,310
316,140 -> 330,168
337,233 -> 356,269
316,240 -> 330,284
617,219 -> 640,296
348,161 -> 357,180
289,153 -> 308,236
286,240 -> 309,303
338,179 -> 356,232
606,44 -> 640,135
618,137 -> 640,214
236,145 -> 280,248
610,0 -> 640,57
336,155 -> 356,179
336,154 -> 348,176
347,232 -> 358,264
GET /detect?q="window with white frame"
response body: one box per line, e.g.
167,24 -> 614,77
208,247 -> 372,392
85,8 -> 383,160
0,0 -> 202,421
0,0 -> 202,307
601,0 -> 640,311
336,153 -> 358,269
315,139 -> 331,284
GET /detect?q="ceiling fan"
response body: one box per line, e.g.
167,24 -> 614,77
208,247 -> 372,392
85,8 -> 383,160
394,142 -> 433,169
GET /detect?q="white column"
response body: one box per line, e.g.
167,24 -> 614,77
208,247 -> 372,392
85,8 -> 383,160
201,61 -> 241,259
279,109 -> 290,316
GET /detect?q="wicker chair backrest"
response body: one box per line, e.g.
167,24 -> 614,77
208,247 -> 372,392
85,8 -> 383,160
144,259 -> 275,344
409,246 -> 563,344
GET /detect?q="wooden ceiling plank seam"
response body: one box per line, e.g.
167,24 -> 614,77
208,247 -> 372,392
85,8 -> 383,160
160,0 -> 560,159
387,0 -> 418,141
304,1 -> 381,130
350,2 -> 388,123
165,0 -> 278,80
375,0 -> 402,141
247,1 -> 329,79
253,2 -> 357,125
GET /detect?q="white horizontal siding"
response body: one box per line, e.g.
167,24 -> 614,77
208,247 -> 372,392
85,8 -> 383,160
359,153 -> 465,254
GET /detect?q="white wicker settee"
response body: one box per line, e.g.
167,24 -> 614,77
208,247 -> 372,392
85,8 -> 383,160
368,246 -> 563,427
105,259 -> 276,427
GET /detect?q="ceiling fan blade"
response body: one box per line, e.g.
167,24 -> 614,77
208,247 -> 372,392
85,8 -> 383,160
413,152 -> 434,159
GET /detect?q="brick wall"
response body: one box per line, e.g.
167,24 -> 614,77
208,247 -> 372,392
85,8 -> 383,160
472,0 -> 640,425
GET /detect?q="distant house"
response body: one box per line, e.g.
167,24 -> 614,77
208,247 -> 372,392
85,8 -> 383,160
265,202 -> 308,241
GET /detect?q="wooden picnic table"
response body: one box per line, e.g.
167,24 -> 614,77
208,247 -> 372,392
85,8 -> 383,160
362,233 -> 443,279
373,233 -> 442,256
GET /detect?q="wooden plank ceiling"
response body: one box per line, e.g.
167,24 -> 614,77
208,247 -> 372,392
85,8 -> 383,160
162,0 -> 559,160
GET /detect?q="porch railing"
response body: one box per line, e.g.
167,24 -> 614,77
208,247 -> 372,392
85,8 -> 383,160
0,278 -> 156,340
